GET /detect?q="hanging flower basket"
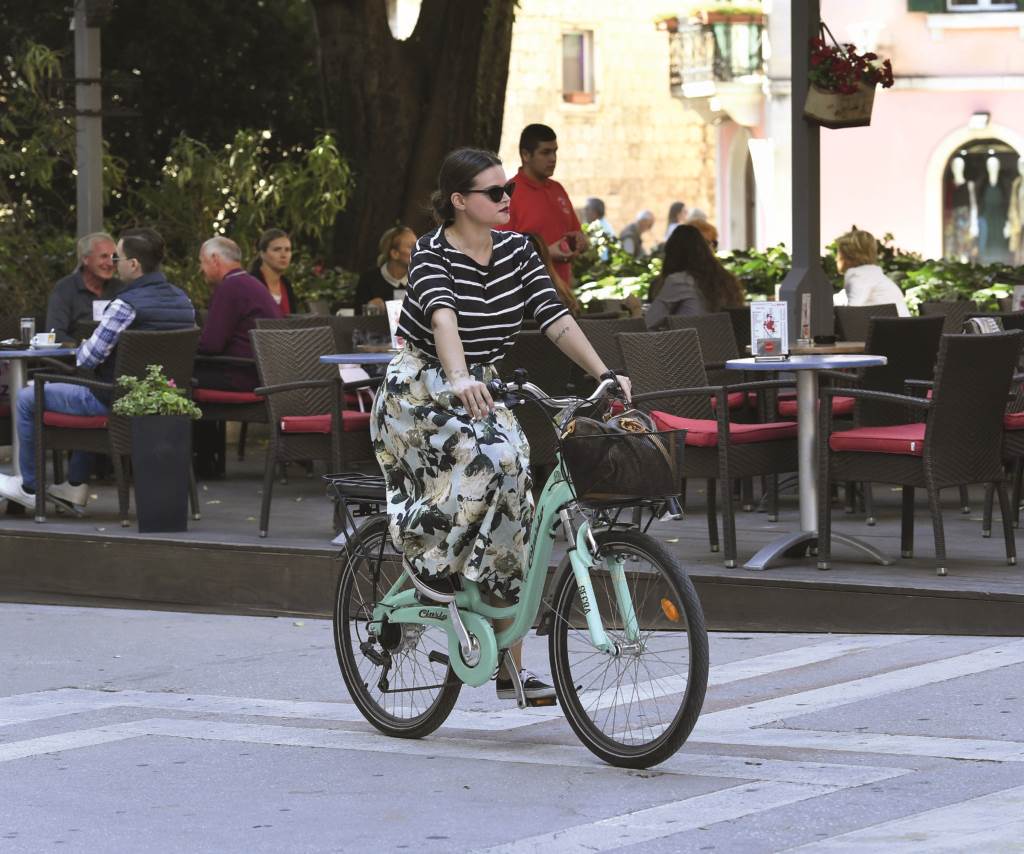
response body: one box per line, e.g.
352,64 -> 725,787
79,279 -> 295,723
804,82 -> 876,129
803,23 -> 893,130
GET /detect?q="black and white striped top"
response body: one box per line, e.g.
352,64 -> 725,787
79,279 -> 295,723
397,227 -> 570,364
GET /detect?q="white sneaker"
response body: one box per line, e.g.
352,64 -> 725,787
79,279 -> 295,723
0,474 -> 37,510
47,481 -> 89,512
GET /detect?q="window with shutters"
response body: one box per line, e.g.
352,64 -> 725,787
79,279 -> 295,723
562,31 -> 595,104
947,0 -> 1018,10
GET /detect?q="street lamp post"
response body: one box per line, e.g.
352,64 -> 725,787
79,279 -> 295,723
73,0 -> 105,237
778,0 -> 833,339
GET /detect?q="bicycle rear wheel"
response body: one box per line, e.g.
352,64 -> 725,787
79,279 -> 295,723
549,528 -> 708,768
334,514 -> 461,738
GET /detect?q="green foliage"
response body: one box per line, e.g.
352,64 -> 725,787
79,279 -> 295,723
0,42 -> 124,315
123,129 -> 354,305
572,223 -> 662,304
572,225 -> 1022,316
717,244 -> 796,298
288,257 -> 359,309
112,365 -> 202,419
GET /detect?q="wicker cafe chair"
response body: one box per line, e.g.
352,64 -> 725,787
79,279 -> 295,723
328,315 -> 391,354
983,377 -> 1024,536
844,315 -> 947,522
919,301 -> 978,335
0,315 -> 15,445
32,328 -> 202,525
725,305 -> 751,353
192,354 -> 268,469
254,314 -> 331,332
574,317 -> 646,394
250,326 -> 377,537
620,328 -> 798,567
496,330 -> 575,478
578,317 -> 646,373
209,313 -> 333,462
833,303 -> 899,343
665,312 -> 764,509
818,331 -> 1022,576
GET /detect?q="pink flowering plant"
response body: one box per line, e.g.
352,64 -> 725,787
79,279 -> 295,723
112,364 -> 202,418
808,37 -> 894,95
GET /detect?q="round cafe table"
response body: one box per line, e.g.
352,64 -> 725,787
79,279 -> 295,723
0,346 -> 78,478
319,352 -> 397,366
725,354 -> 891,571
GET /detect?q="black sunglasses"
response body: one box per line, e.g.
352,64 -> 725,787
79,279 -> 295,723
464,181 -> 515,203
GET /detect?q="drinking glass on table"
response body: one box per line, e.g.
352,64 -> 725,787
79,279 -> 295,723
20,317 -> 35,345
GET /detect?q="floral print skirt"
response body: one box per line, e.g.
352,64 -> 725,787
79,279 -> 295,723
370,344 -> 533,601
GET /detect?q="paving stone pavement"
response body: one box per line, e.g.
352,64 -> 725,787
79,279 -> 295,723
2,603 -> 1024,853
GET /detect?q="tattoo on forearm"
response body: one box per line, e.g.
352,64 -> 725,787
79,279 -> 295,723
552,323 -> 570,344
450,369 -> 469,380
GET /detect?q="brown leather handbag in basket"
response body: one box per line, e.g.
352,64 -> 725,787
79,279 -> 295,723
559,409 -> 685,504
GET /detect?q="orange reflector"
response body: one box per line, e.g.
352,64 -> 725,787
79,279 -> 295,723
661,598 -> 680,622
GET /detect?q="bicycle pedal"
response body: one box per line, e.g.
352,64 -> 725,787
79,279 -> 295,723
526,696 -> 557,708
428,651 -> 450,666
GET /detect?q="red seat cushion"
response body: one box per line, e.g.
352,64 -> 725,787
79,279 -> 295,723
829,423 -> 926,456
280,411 -> 372,434
778,395 -> 854,418
1004,411 -> 1024,430
193,388 -> 262,404
43,412 -> 109,429
651,410 -> 797,447
709,391 -> 750,411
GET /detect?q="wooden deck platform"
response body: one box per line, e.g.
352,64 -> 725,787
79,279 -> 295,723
2,454 -> 1022,634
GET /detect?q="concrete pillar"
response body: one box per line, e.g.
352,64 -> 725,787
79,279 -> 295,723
777,0 -> 833,339
73,3 -> 103,237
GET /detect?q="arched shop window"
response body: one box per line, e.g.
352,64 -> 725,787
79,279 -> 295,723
942,138 -> 1022,265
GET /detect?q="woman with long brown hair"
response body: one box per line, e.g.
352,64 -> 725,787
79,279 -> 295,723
645,224 -> 744,329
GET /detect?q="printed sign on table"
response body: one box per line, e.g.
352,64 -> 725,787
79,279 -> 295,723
750,300 -> 789,358
385,298 -> 405,350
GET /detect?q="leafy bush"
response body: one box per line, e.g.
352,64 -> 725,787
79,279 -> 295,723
112,365 -> 202,419
572,223 -> 661,305
124,129 -> 353,306
0,41 -> 354,314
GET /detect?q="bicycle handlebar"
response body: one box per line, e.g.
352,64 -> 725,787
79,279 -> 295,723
485,374 -> 624,432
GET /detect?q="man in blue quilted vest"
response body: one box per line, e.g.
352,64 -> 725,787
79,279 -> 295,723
0,227 -> 195,514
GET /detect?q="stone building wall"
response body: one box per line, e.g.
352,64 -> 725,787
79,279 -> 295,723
498,0 -> 717,252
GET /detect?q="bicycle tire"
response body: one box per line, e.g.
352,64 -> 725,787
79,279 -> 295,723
549,528 -> 708,768
334,514 -> 462,738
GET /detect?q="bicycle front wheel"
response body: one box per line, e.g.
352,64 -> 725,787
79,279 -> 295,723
549,528 -> 708,768
334,514 -> 462,738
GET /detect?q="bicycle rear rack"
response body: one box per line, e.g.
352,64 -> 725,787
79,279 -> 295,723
324,472 -> 388,549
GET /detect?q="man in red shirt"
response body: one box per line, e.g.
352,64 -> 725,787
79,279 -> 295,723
500,124 -> 588,285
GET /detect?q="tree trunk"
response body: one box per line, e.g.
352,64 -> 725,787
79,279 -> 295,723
311,0 -> 516,272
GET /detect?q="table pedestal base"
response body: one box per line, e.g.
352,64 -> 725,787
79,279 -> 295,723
743,531 -> 892,571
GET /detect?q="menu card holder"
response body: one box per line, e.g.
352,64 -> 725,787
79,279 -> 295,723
751,300 -> 790,362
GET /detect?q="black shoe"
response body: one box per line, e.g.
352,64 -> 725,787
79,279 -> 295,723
496,669 -> 556,702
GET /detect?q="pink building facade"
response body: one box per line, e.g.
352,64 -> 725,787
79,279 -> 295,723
676,0 -> 1024,263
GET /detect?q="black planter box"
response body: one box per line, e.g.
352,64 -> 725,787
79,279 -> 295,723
130,415 -> 192,533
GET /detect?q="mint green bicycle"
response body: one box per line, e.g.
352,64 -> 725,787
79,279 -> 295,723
328,376 -> 708,769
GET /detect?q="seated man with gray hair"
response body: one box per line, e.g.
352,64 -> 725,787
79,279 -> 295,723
618,210 -> 655,258
196,236 -> 281,391
46,231 -> 124,343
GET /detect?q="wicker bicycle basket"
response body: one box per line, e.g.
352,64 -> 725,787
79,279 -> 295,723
558,427 -> 686,505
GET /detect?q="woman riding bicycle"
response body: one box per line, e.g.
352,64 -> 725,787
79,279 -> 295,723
370,147 -> 631,703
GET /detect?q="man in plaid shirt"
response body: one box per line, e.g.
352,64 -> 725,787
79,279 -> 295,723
0,228 -> 194,514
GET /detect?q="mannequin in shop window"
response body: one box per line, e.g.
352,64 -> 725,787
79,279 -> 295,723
1007,156 -> 1024,266
979,155 -> 1010,264
948,155 -> 979,262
